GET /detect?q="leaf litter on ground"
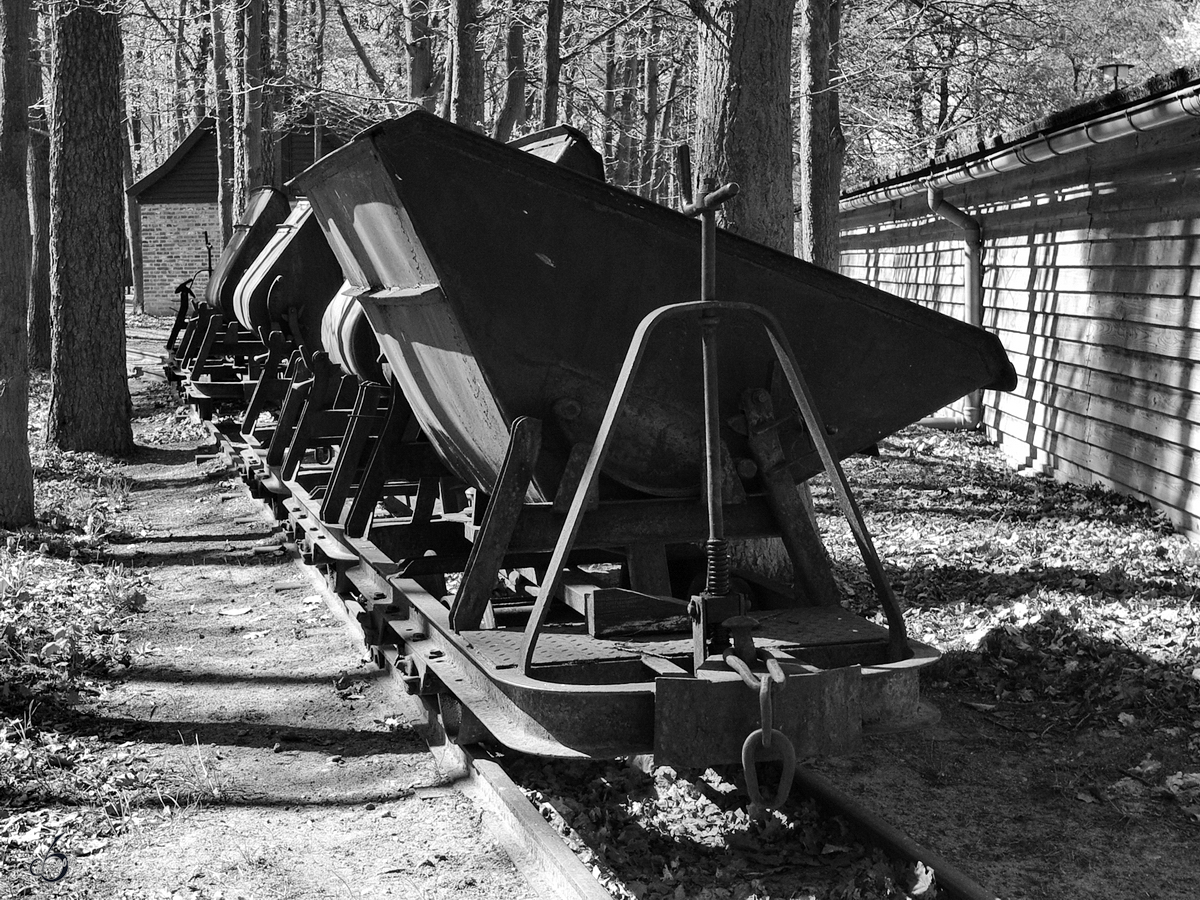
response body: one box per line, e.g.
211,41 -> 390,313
814,428 -> 1200,735
516,426 -> 1200,899
12,359 -> 1200,896
2,370 -> 216,882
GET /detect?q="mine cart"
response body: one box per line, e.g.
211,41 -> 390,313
168,188 -> 291,416
275,111 -> 1016,796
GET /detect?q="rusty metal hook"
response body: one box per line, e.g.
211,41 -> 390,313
742,726 -> 796,816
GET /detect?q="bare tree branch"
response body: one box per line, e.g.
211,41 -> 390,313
330,0 -> 388,96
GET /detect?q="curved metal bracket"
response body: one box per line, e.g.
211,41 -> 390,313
519,299 -> 910,674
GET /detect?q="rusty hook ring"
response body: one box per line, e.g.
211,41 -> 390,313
759,676 -> 773,748
741,727 -> 797,813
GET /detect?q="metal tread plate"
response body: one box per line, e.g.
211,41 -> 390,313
463,605 -> 889,671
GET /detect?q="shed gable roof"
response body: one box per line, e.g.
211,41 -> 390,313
129,118 -> 218,202
129,84 -> 377,205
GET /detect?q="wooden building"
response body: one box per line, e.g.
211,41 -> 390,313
129,116 -> 351,316
838,67 -> 1200,537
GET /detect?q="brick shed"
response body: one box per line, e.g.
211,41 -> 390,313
129,117 -> 348,316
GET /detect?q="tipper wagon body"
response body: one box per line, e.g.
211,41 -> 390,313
173,110 -> 1016,780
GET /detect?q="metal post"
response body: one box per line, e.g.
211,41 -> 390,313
698,177 -> 728,597
681,174 -> 740,666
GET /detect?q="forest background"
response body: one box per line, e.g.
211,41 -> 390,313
119,0 -> 1200,198
3,0 -> 1200,527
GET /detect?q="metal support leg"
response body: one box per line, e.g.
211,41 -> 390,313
188,312 -> 222,382
242,330 -> 290,437
449,417 -> 541,632
281,353 -> 341,480
519,300 -> 910,675
741,388 -> 840,606
177,304 -> 209,366
321,381 -> 385,523
344,387 -> 416,538
266,355 -> 312,468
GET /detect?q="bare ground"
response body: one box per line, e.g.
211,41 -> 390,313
3,315 -> 531,900
5,311 -> 1200,900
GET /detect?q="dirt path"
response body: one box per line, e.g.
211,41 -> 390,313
12,319 -> 532,900
10,311 -> 1200,900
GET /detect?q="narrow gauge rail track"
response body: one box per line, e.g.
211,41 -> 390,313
208,422 -> 1002,900
161,110 -> 1016,900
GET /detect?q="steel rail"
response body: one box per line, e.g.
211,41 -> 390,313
792,766 -> 1002,900
209,432 -> 995,900
304,558 -> 615,900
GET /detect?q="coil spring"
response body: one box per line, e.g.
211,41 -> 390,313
705,538 -> 730,596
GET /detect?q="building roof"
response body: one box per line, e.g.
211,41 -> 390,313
841,64 -> 1200,210
128,118 -> 217,200
129,84 -> 380,203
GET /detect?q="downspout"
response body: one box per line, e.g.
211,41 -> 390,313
920,186 -> 984,430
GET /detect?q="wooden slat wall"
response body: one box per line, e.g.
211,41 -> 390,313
137,126 -> 342,204
138,132 -> 220,204
839,118 -> 1200,537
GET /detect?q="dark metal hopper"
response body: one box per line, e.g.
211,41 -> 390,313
232,199 -> 344,350
206,187 -> 291,321
294,111 -> 1016,501
320,282 -> 385,383
508,124 -> 605,180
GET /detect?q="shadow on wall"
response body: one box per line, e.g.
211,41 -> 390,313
1074,164 -> 1200,533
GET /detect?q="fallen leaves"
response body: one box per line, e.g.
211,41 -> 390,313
1,550 -> 143,718
517,427 -> 1200,897
812,428 -> 1200,740
513,759 -> 932,900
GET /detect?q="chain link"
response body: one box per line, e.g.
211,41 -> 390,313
722,649 -> 796,813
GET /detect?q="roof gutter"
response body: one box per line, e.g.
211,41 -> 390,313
841,82 -> 1200,211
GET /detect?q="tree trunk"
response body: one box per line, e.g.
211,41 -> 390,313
695,0 -> 793,251
542,0 -> 563,127
639,20 -> 659,198
653,60 -> 681,204
562,32 -> 575,124
492,12 -> 525,142
447,0 -> 483,130
193,9 -> 212,125
602,29 -> 616,170
310,0 -> 325,159
27,17 -> 50,369
333,0 -> 387,96
212,0 -> 234,244
694,0 -> 837,602
173,0 -> 189,141
121,91 -> 145,313
401,0 -> 435,111
306,0 -> 326,89
0,0 -> 35,526
797,0 -> 845,269
905,43 -> 926,151
439,37 -> 452,119
258,0 -> 276,188
47,0 -> 133,453
231,4 -> 247,214
612,50 -> 638,189
272,0 -> 287,179
243,0 -> 265,190
934,63 -> 950,155
275,0 -> 287,77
